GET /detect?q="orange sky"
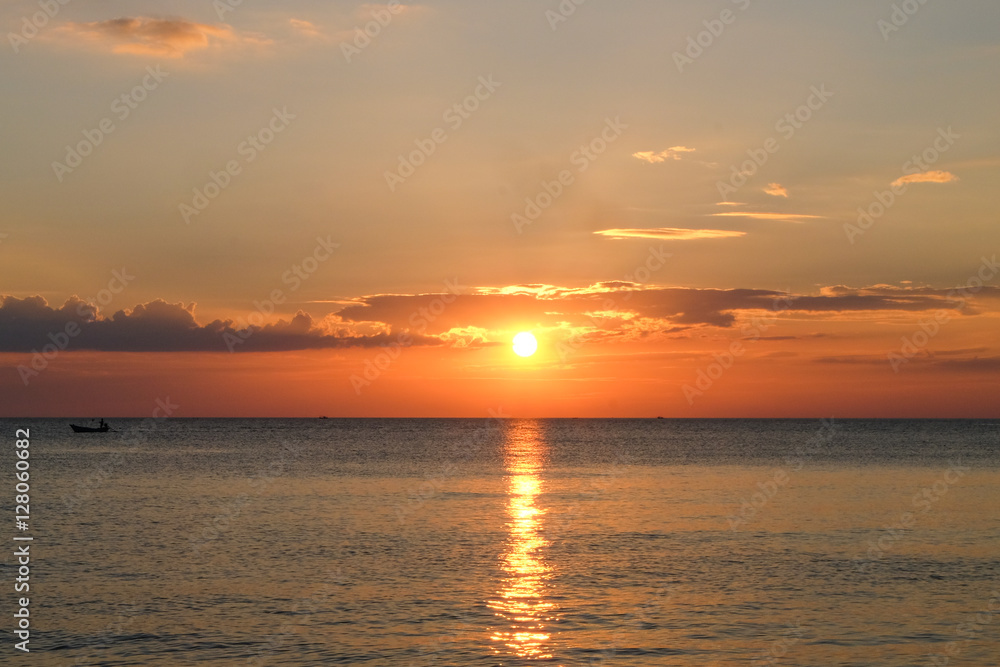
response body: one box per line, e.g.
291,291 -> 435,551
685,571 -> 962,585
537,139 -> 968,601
2,1 -> 999,416
4,279 -> 999,416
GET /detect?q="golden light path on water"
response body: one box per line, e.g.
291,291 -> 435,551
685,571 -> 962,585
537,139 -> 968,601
488,421 -> 559,662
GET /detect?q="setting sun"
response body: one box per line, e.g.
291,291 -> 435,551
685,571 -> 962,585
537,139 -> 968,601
512,332 -> 538,358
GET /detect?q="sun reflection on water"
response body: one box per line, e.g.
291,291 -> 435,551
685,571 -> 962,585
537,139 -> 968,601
488,421 -> 559,662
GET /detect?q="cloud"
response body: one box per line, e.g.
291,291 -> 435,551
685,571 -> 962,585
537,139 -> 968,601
297,4 -> 427,47
594,228 -> 746,241
764,183 -> 788,198
632,147 -> 696,163
336,282 -> 989,333
0,296 -> 439,353
289,18 -> 324,39
814,355 -> 887,365
891,170 -> 959,188
439,326 -> 495,348
710,212 -> 823,221
53,17 -> 271,58
356,2 -> 413,16
819,283 -> 1000,301
815,353 -> 1000,373
935,357 -> 1000,372
715,201 -> 746,207
4,280 -> 994,354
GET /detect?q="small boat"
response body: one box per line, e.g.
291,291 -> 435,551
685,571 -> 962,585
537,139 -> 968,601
70,419 -> 110,433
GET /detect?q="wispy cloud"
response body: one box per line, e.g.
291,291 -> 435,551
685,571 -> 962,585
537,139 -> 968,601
815,353 -> 1000,373
356,2 -> 417,17
715,201 -> 746,207
764,182 -> 789,198
632,147 -> 696,163
711,212 -> 823,222
595,228 -> 745,241
289,18 -> 324,39
891,170 -> 959,188
53,17 -> 271,58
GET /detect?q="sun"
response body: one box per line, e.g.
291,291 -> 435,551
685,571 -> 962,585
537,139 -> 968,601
512,331 -> 538,357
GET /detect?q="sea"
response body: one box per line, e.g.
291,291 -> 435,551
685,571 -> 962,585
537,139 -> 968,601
2,418 -> 999,666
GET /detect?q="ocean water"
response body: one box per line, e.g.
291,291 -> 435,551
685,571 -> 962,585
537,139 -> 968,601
2,418 -> 1000,666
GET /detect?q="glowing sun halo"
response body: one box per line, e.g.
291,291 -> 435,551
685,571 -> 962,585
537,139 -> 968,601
512,332 -> 538,357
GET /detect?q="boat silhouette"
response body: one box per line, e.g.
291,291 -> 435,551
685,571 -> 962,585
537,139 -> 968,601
70,419 -> 110,433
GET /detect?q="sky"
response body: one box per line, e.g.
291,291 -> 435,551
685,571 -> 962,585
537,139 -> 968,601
1,0 -> 999,417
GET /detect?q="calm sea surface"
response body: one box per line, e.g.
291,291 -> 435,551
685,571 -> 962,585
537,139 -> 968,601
2,419 -> 1000,666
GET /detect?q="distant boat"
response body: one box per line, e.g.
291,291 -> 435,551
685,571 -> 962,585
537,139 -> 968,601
70,419 -> 110,433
